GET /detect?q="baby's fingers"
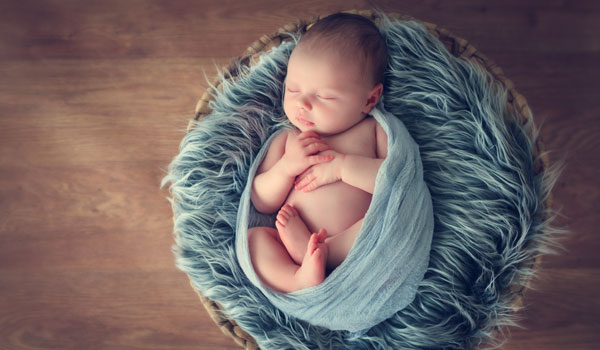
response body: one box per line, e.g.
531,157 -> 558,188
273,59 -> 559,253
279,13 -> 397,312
298,179 -> 319,192
298,130 -> 320,138
304,141 -> 331,155
295,172 -> 314,191
307,153 -> 334,166
295,172 -> 323,192
297,130 -> 321,140
299,137 -> 325,149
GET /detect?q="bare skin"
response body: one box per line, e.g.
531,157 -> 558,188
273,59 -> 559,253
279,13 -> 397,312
275,204 -> 310,265
248,45 -> 388,293
275,203 -> 366,271
248,225 -> 328,292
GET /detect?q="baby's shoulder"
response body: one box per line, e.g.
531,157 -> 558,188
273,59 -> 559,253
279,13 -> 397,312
338,115 -> 375,135
350,115 -> 379,138
353,114 -> 388,158
362,113 -> 386,135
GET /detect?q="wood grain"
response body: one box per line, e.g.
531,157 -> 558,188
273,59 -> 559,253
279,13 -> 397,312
0,0 -> 598,349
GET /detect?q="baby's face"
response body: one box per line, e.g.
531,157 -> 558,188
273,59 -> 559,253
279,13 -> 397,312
283,47 -> 378,136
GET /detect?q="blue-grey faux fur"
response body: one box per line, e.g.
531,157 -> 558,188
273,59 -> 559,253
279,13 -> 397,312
162,16 -> 563,350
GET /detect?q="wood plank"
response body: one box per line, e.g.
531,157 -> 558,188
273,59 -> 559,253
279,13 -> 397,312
0,270 -> 239,350
1,0 -> 598,60
503,267 -> 600,349
0,57 -> 223,165
0,163 -> 173,270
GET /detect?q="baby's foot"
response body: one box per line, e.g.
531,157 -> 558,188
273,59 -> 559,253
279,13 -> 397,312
295,229 -> 328,290
275,204 -> 311,265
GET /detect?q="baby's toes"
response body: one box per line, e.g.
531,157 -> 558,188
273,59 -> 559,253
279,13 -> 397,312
307,233 -> 318,254
275,219 -> 284,231
278,205 -> 290,216
284,204 -> 298,217
311,247 -> 322,260
276,209 -> 290,225
277,207 -> 289,221
316,228 -> 327,243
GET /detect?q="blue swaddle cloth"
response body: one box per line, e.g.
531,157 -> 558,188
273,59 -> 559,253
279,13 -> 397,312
236,105 -> 434,332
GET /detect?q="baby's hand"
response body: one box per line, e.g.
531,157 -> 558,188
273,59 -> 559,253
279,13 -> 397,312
294,150 -> 345,192
280,131 -> 334,177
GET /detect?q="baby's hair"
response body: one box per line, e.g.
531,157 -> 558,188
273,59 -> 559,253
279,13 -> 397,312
297,12 -> 388,86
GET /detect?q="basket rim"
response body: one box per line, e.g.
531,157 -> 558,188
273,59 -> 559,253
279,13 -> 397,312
187,9 -> 551,349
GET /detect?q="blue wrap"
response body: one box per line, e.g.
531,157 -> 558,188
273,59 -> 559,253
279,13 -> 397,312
235,106 -> 434,332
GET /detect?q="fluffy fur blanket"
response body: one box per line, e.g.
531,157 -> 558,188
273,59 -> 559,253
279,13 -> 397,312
163,16 -> 561,349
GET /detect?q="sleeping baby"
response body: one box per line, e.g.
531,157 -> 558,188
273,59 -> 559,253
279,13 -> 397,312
247,13 -> 389,293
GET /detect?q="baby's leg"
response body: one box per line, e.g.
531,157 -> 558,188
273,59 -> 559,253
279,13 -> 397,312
275,204 -> 311,265
324,218 -> 364,270
275,204 -> 365,270
248,226 -> 328,293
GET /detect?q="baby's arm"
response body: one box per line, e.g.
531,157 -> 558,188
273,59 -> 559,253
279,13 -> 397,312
340,123 -> 388,193
294,123 -> 388,194
251,132 -> 293,213
251,130 -> 333,213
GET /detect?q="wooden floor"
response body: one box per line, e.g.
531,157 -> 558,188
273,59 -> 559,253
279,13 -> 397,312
1,1 -> 598,349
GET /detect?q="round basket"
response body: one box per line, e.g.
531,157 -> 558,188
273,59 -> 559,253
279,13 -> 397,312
187,10 -> 551,350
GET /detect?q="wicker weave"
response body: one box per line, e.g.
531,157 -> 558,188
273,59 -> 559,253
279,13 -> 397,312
188,10 -> 550,349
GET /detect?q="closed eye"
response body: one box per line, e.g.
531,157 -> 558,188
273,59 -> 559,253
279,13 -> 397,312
286,87 -> 299,93
317,95 -> 335,100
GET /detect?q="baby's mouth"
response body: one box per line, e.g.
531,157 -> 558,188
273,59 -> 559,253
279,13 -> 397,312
297,115 -> 314,127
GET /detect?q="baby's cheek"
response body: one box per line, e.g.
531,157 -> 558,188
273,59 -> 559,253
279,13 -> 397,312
282,100 -> 292,117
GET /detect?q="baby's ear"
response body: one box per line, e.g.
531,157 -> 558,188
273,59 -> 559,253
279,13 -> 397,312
363,83 -> 383,113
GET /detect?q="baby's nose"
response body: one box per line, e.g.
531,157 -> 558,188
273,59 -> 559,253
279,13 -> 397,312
296,96 -> 312,110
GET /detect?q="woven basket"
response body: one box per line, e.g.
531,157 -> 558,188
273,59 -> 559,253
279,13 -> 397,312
187,10 -> 551,350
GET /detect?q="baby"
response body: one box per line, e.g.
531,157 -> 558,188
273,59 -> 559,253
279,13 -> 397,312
247,13 -> 389,293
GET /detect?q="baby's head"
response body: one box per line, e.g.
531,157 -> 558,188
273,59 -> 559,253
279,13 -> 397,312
283,13 -> 388,135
